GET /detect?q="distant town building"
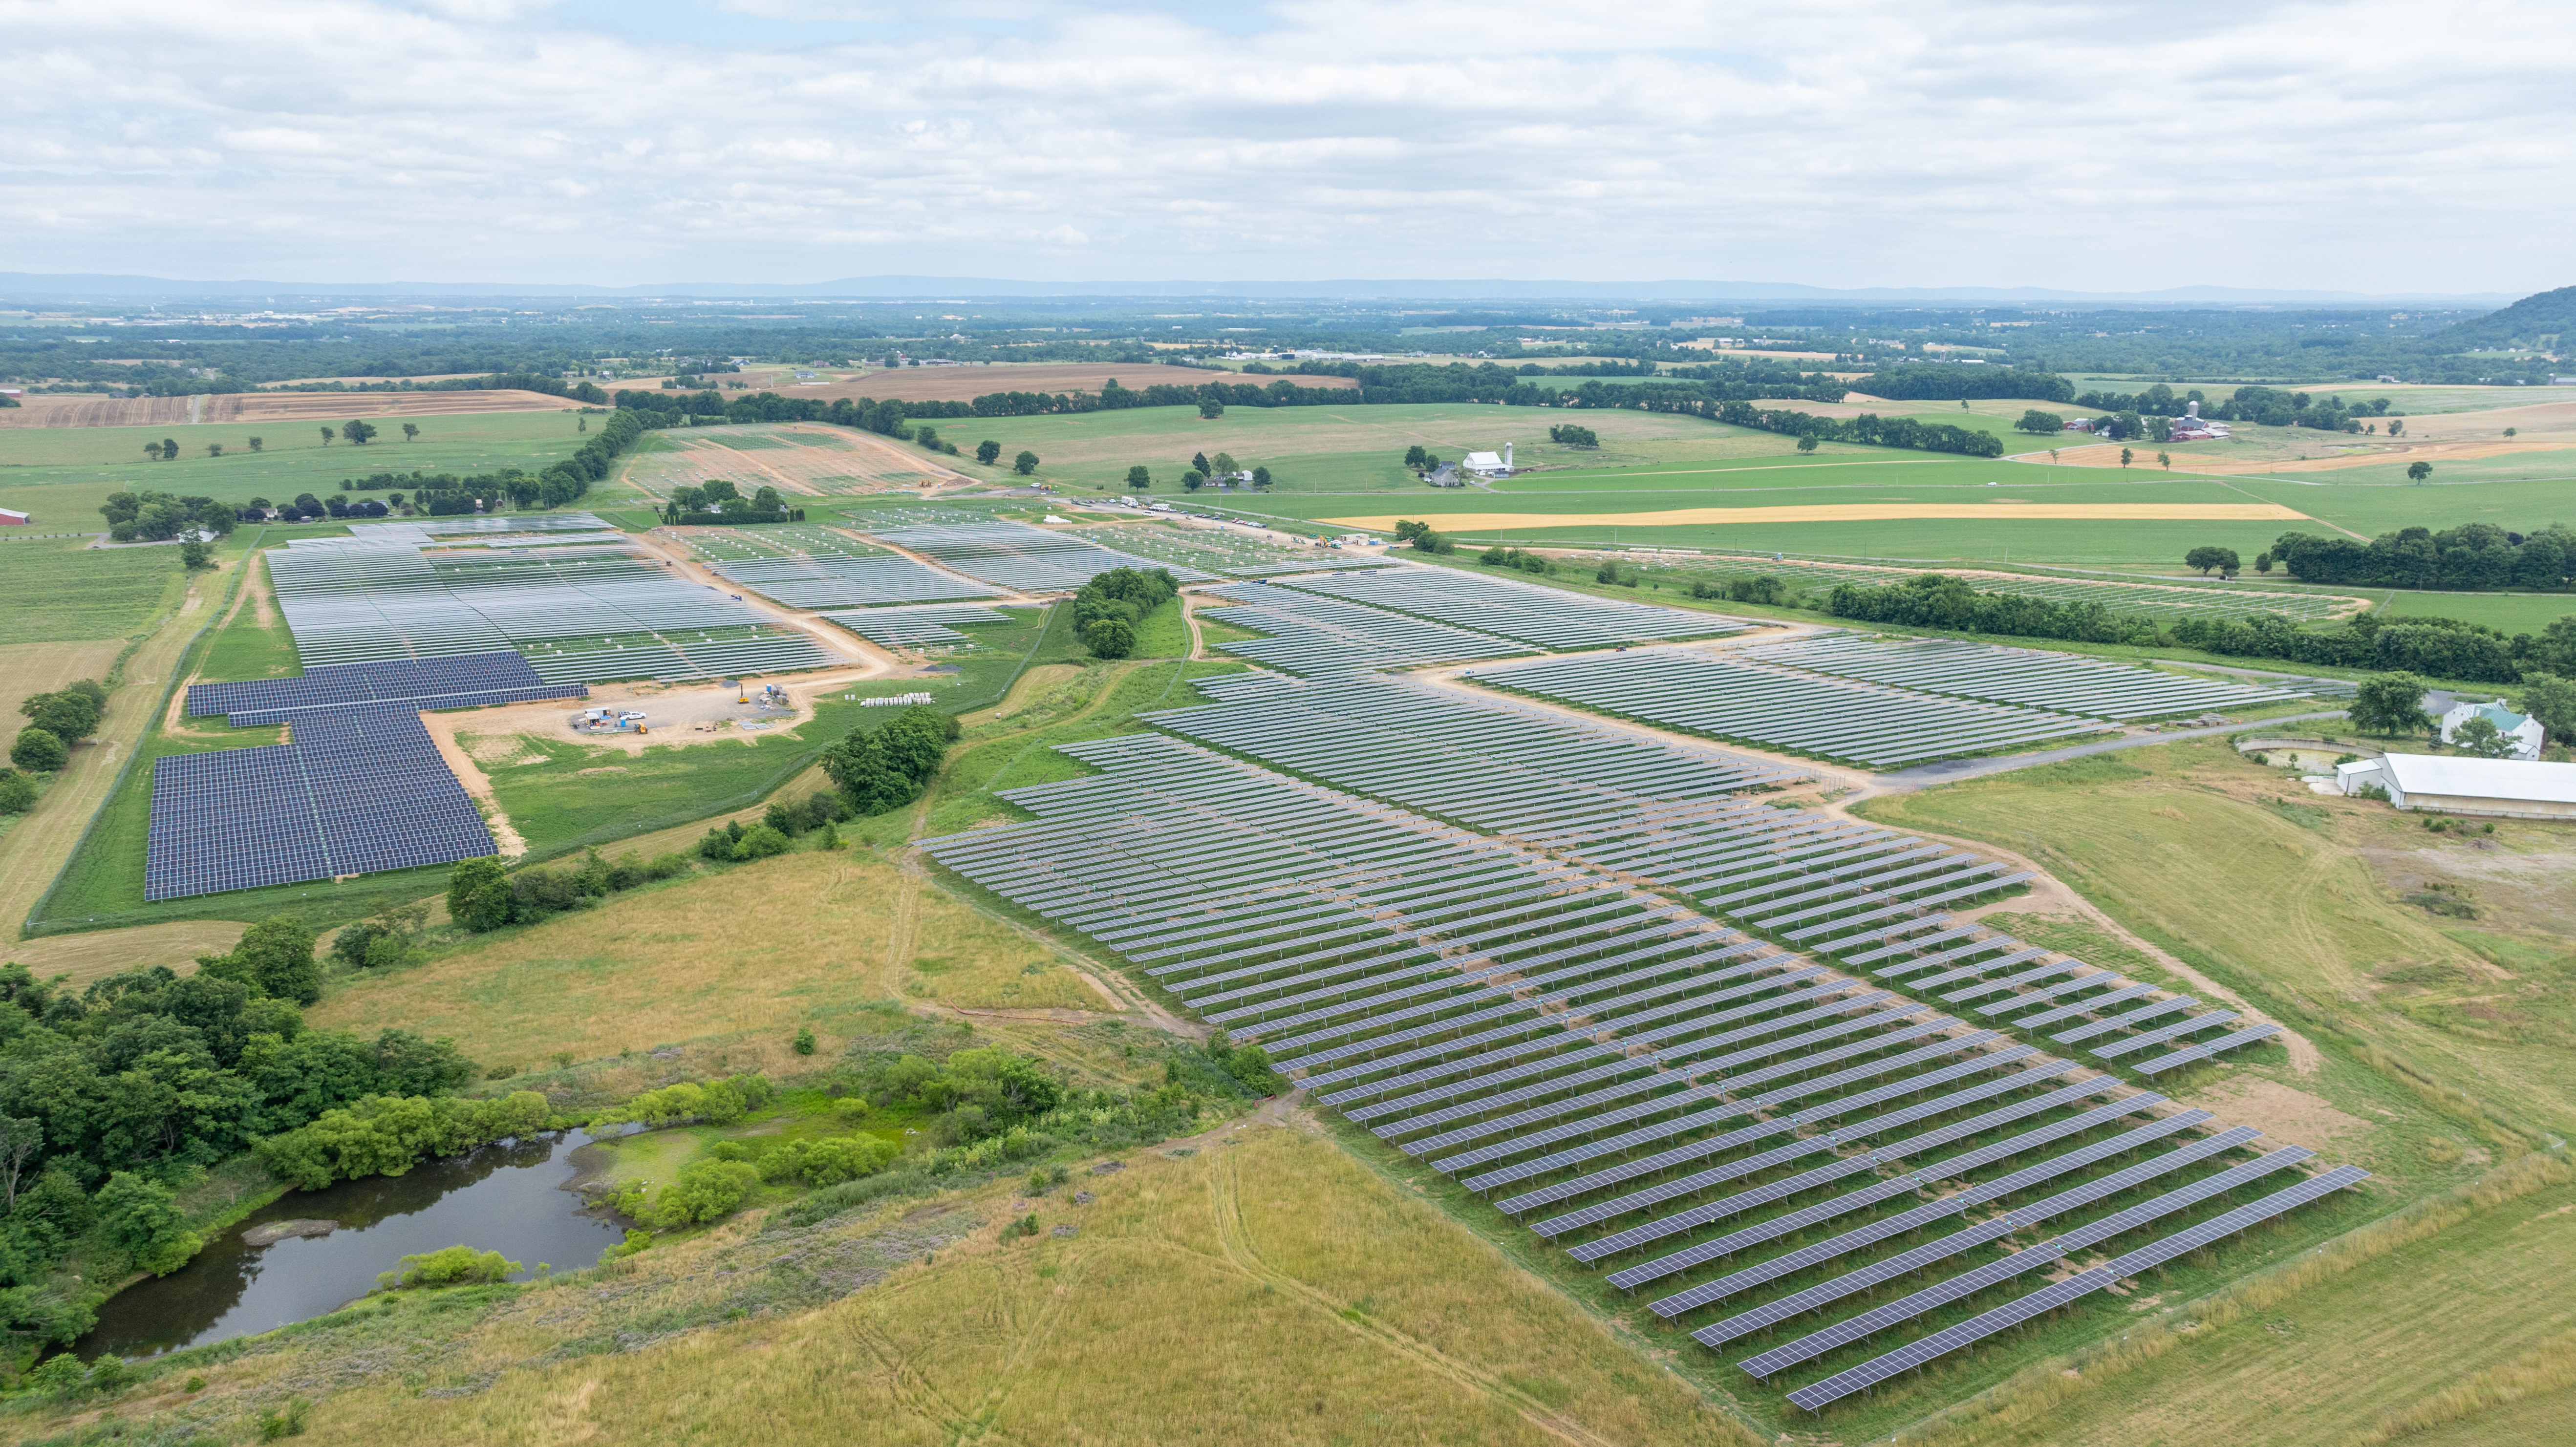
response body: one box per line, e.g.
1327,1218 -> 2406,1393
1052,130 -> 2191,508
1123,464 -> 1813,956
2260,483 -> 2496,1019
2438,699 -> 2545,760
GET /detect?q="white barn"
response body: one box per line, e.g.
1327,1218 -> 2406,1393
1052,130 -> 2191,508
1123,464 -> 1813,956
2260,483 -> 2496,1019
1462,444 -> 1514,477
2334,753 -> 2576,819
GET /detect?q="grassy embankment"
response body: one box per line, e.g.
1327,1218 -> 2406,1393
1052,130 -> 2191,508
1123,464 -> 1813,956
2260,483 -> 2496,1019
0,1126 -> 1745,1447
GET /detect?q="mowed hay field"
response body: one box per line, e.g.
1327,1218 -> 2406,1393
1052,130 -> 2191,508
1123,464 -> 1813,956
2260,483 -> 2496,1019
620,423 -> 972,498
308,850 -> 1103,1069
76,1125 -> 1741,1447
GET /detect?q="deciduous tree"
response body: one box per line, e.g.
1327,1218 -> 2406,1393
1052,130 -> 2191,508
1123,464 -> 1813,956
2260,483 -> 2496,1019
2350,672 -> 2434,737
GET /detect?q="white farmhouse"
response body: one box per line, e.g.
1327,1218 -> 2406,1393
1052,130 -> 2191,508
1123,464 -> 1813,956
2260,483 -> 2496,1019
2437,699 -> 2545,760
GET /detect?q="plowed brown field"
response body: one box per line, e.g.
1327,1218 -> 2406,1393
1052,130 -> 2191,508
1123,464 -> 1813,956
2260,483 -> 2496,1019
0,389 -> 573,430
784,363 -> 1357,404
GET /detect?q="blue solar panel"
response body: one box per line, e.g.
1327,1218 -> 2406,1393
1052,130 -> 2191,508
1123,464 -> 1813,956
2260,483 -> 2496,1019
187,650 -> 585,724
144,704 -> 497,900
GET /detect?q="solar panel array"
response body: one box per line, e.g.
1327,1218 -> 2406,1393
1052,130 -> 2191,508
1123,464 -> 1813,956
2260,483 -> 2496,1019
187,650 -> 586,724
1476,648 -> 2107,768
867,520 -> 1219,592
264,528 -> 840,681
1198,582 -> 1533,676
1077,522 -> 1404,577
704,552 -> 1002,609
1741,635 -> 2324,720
146,705 -> 495,900
921,729 -> 2348,1416
1653,553 -> 2360,622
819,605 -> 1018,650
1275,566 -> 1748,651
1147,671 -> 2278,1076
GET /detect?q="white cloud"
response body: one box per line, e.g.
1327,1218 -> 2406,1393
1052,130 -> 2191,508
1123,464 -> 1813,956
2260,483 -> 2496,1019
0,0 -> 2567,291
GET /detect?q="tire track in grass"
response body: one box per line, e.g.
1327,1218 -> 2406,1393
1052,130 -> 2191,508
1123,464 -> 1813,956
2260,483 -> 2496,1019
1204,1136 -> 1624,1447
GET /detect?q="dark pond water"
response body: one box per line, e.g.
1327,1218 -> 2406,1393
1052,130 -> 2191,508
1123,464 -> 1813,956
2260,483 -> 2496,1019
80,1130 -> 626,1359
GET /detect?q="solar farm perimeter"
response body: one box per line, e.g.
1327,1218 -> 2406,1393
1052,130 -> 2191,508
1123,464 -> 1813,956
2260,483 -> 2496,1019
923,630 -> 2361,1421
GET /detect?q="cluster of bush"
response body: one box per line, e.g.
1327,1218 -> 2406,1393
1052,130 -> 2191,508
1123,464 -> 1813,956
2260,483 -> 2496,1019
659,478 -> 799,525
1690,575 -> 1791,605
445,848 -> 694,934
1393,519 -> 1455,553
378,1244 -> 519,1290
8,680 -> 105,802
691,791 -> 849,863
99,489 -> 236,544
820,704 -> 960,815
1072,566 -> 1178,659
1826,574 -> 2161,647
256,1091 -> 551,1192
596,1073 -> 776,1128
1547,423 -> 1599,447
1478,545 -> 1553,575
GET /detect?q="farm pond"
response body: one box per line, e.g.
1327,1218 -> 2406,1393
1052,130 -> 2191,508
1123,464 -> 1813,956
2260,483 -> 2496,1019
80,1130 -> 626,1359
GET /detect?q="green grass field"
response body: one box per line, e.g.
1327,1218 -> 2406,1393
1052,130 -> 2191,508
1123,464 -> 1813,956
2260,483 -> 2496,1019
0,410 -> 598,523
0,533 -> 191,642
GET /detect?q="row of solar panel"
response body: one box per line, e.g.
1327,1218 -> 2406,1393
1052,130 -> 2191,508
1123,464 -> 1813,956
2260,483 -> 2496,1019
146,705 -> 496,900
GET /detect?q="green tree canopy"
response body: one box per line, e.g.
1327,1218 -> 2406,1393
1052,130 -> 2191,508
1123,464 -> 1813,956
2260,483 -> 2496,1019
196,915 -> 322,1004
2350,672 -> 2434,736
9,729 -> 67,773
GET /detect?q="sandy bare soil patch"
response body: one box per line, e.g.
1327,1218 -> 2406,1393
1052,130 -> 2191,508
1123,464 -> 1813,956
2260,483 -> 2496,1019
2184,1076 -> 2370,1150
623,422 -> 977,497
1325,502 -> 2312,531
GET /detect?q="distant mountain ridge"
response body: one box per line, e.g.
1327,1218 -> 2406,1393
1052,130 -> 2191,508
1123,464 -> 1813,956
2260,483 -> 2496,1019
0,271 -> 2521,307
2426,283 -> 2575,349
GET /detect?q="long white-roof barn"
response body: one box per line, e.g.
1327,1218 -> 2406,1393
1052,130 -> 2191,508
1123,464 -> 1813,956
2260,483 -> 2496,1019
2335,752 -> 2576,819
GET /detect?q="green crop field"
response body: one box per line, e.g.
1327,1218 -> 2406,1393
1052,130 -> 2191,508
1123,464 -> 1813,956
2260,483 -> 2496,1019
0,409 -> 599,524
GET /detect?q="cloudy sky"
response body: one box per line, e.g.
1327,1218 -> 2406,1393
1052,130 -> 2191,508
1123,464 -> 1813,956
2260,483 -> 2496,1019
5,0 -> 2568,294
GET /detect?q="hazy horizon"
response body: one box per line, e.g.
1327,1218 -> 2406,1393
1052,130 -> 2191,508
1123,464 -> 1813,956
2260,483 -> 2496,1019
8,1 -> 2572,295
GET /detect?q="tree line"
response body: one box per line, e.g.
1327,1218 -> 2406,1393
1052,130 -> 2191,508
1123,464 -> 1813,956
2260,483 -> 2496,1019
2268,525 -> 2574,592
1710,403 -> 2005,457
1821,573 -> 2571,686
